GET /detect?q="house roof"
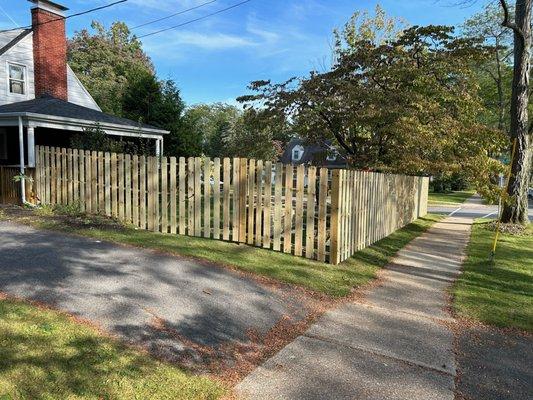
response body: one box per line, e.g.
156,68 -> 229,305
0,29 -> 32,57
281,138 -> 347,167
0,96 -> 168,135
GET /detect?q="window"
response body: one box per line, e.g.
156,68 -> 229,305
292,145 -> 304,162
8,63 -> 26,95
326,150 -> 338,162
0,128 -> 7,160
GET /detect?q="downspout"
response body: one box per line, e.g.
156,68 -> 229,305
18,116 -> 26,204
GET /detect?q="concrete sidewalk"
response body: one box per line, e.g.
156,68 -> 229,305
237,216 -> 473,399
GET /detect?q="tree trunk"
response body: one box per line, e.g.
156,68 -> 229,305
500,0 -> 532,224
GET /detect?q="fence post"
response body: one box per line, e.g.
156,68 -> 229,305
330,169 -> 342,265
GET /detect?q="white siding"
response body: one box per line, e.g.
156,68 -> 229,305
0,32 -> 35,105
67,64 -> 101,111
0,31 -> 101,111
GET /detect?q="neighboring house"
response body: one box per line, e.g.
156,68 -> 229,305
280,138 -> 347,168
0,0 -> 168,169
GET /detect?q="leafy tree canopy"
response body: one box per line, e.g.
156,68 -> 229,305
68,21 -> 153,116
239,23 -> 507,183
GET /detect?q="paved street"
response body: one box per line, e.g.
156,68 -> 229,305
429,194 -> 533,221
0,221 -> 312,368
237,215 -> 472,399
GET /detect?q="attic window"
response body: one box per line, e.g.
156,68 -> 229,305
292,145 -> 304,162
8,63 -> 26,95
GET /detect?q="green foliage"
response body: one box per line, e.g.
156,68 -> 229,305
70,124 -> 151,154
431,172 -> 471,193
462,2 -> 514,132
240,23 -> 505,181
68,22 -> 154,116
69,22 -> 200,158
184,104 -> 290,160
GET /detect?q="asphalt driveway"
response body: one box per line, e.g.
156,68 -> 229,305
0,221 -> 312,370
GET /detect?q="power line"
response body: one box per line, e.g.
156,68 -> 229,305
132,0 -> 219,29
137,0 -> 253,39
0,0 -> 128,33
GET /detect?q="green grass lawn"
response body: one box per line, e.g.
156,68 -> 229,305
1,208 -> 441,298
428,190 -> 475,205
0,297 -> 226,400
452,220 -> 533,332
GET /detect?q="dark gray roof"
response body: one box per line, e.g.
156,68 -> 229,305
0,96 -> 167,133
0,29 -> 32,57
280,138 -> 347,167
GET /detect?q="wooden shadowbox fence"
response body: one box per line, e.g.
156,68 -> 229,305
0,166 -> 34,204
33,146 -> 428,264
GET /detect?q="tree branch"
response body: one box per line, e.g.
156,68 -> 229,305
499,0 -> 526,46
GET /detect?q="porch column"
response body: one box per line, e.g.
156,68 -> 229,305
155,138 -> 163,157
18,116 -> 26,203
27,126 -> 35,168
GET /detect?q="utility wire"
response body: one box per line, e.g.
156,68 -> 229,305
137,0 -> 253,39
132,0 -> 219,29
0,0 -> 128,33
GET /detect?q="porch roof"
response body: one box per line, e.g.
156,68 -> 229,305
0,96 -> 169,139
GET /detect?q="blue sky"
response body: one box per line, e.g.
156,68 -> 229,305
1,0 -> 489,105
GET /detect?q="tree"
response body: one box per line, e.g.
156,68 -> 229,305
463,3 -> 514,132
68,21 -> 154,116
499,0 -> 532,224
239,25 -> 504,178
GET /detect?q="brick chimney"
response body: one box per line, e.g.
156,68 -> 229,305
30,0 -> 69,100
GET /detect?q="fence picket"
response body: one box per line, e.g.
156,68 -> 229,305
222,158 -> 231,240
213,158 -> 221,240
306,166 -> 317,259
263,161 -> 272,249
294,164 -> 305,256
203,158 -> 211,238
283,164 -> 293,254
132,155 -> 139,227
255,160 -> 263,247
161,157 -> 168,233
169,157 -> 177,234
178,157 -> 186,235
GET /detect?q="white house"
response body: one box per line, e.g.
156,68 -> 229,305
0,0 -> 168,171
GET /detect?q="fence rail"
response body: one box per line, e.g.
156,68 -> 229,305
34,146 -> 428,264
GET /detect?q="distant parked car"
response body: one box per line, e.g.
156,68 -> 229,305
528,187 -> 533,200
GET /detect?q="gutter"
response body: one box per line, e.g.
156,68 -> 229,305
0,112 -> 170,137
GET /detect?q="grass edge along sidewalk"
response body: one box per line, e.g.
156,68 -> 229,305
428,190 -> 475,206
0,207 -> 442,298
0,295 -> 226,400
452,219 -> 533,332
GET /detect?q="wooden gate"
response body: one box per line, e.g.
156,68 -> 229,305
0,166 -> 35,204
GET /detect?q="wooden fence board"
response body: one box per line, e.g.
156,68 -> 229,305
247,159 -> 256,245
283,164 -> 293,254
222,158 -> 231,241
178,157 -> 186,235
203,158 -> 211,238
169,157 -> 177,234
161,157 -> 168,233
273,162 -> 283,251
263,161 -> 272,249
255,160 -> 263,247
213,158 -> 221,240
132,155 -> 139,227
294,164 -> 305,256
306,166 -> 317,259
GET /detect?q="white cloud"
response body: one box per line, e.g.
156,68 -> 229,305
144,31 -> 256,54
